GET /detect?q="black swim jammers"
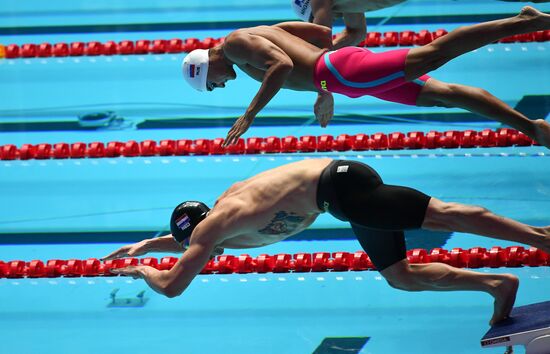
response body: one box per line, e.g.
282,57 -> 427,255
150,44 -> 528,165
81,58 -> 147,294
316,160 -> 431,271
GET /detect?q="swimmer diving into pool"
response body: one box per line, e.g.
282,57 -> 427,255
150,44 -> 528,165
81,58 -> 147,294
180,6 -> 550,149
290,0 -> 408,49
105,158 -> 550,326
290,0 -> 550,49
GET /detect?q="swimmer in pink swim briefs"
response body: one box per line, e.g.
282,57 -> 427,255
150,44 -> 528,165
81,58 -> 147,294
180,6 -> 550,149
313,46 -> 430,105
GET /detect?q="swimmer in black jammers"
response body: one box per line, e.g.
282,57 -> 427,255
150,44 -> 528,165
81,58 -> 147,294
105,159 -> 550,325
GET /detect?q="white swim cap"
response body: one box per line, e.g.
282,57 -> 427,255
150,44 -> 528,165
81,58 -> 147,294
291,0 -> 312,22
182,49 -> 209,92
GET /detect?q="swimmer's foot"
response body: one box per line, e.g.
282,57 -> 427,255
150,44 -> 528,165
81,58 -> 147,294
517,6 -> 550,32
489,274 -> 519,326
532,119 -> 550,149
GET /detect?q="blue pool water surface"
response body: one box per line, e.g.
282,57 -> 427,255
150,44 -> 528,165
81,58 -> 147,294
1,1 -> 550,353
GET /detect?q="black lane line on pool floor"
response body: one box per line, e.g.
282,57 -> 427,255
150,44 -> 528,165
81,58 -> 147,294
313,337 -> 370,354
2,95 -> 547,132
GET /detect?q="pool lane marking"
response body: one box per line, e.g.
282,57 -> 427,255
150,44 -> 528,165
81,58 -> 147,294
1,151 -> 548,168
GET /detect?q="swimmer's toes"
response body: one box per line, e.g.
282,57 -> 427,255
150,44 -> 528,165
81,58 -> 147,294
490,275 -> 519,325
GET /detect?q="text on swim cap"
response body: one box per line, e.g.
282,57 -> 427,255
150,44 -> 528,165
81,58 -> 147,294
294,0 -> 311,15
189,65 -> 202,79
176,213 -> 191,231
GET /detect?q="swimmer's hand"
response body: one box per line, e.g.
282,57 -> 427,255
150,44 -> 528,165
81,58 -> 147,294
110,265 -> 149,279
223,115 -> 254,147
314,92 -> 334,128
101,240 -> 150,261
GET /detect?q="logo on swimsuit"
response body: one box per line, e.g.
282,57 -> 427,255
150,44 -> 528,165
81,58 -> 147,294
320,80 -> 328,91
323,201 -> 330,212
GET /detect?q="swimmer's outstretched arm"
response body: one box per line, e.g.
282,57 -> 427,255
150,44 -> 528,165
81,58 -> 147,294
332,13 -> 367,49
111,211 -> 238,297
270,22 -> 335,126
222,31 -> 294,146
101,235 -> 184,261
273,21 -> 332,49
307,0 -> 366,49
111,238 -> 216,297
309,0 -> 333,30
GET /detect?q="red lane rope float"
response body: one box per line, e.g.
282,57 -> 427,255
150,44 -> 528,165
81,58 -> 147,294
1,246 -> 548,279
0,128 -> 539,161
2,29 -> 549,59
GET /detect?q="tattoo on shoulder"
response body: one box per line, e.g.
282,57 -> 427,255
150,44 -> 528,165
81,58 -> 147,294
258,211 -> 306,235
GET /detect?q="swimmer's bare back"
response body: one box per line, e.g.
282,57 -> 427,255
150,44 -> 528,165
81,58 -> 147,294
211,159 -> 332,248
226,24 -> 327,91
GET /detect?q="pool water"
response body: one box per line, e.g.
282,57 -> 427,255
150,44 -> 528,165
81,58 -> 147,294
1,1 -> 550,353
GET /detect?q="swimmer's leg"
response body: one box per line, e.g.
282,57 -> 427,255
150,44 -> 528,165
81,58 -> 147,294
380,258 -> 519,325
404,6 -> 550,80
352,226 -> 518,323
422,197 -> 550,253
416,78 -> 550,149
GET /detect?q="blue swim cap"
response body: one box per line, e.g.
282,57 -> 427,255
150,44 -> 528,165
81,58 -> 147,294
170,201 -> 210,244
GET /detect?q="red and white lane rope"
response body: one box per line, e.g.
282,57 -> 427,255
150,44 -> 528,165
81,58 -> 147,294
1,29 -> 549,59
0,128 -> 539,161
1,246 -> 548,279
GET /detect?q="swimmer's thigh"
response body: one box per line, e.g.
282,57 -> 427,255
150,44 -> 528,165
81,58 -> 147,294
351,224 -> 406,271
